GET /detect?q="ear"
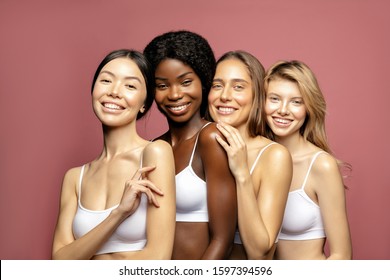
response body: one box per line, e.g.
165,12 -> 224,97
140,105 -> 146,113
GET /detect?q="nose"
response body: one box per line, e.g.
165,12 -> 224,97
167,85 -> 183,100
220,87 -> 232,102
278,101 -> 289,115
108,81 -> 121,98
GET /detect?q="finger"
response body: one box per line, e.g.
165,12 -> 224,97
132,166 -> 156,180
221,123 -> 246,148
215,134 -> 231,152
216,123 -> 234,143
217,122 -> 241,148
137,179 -> 164,195
141,186 -> 160,207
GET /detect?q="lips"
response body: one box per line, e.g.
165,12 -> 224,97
272,117 -> 292,127
216,106 -> 236,115
102,102 -> 125,110
165,102 -> 190,114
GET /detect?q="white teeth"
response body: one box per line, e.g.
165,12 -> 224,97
274,118 -> 290,124
170,104 -> 188,111
218,107 -> 235,113
104,103 -> 121,109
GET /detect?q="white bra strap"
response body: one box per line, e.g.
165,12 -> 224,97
78,165 -> 86,204
301,151 -> 325,190
250,142 -> 277,174
189,122 -> 212,164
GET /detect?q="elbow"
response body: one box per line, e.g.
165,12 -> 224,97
208,238 -> 235,259
247,251 -> 271,260
328,251 -> 353,260
327,246 -> 353,260
51,250 -> 62,260
153,251 -> 172,260
246,242 -> 276,260
145,246 -> 173,260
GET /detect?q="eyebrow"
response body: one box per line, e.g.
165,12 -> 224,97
155,71 -> 194,81
100,70 -> 142,83
213,78 -> 249,84
267,92 -> 303,99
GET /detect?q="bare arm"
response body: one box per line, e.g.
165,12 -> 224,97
240,146 -> 291,259
215,122 -> 292,259
51,167 -> 125,259
117,140 -> 176,259
52,162 -> 166,260
315,153 -> 352,260
199,123 -> 237,259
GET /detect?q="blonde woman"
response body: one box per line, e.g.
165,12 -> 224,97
264,60 -> 352,259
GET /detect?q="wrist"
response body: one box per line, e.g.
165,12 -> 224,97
110,207 -> 128,223
234,171 -> 251,187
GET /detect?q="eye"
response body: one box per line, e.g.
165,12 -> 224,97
292,99 -> 303,105
268,96 -> 279,102
156,83 -> 168,90
211,83 -> 223,90
233,84 -> 245,91
182,79 -> 192,87
100,79 -> 111,84
126,84 -> 137,90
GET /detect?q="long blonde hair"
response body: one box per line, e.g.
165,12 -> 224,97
263,60 -> 352,179
263,60 -> 330,151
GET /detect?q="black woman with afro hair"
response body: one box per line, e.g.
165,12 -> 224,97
144,30 -> 237,260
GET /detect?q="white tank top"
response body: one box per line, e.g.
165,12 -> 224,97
72,164 -> 147,255
278,151 -> 326,240
175,123 -> 211,222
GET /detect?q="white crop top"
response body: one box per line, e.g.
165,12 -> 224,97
175,123 -> 211,222
72,165 -> 147,255
234,142 -> 276,244
278,151 -> 326,241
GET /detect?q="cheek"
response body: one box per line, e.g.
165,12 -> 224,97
291,107 -> 307,120
92,84 -> 103,98
188,83 -> 203,101
154,91 -> 165,106
123,89 -> 146,105
91,89 -> 101,108
233,92 -> 251,106
264,101 -> 276,115
208,90 -> 219,104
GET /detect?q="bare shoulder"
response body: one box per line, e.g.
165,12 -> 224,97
60,166 -> 83,196
63,166 -> 82,184
143,139 -> 173,157
198,122 -> 221,145
312,152 -> 340,175
263,141 -> 292,163
311,152 -> 346,195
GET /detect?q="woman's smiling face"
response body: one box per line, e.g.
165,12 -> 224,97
265,78 -> 307,139
154,58 -> 203,123
208,58 -> 253,130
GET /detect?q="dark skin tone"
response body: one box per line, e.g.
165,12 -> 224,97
154,59 -> 237,259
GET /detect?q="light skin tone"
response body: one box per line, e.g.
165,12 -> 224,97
154,58 -> 237,260
208,58 -> 292,260
265,77 -> 352,260
52,57 -> 176,260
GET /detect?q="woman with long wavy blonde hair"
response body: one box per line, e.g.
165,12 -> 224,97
263,60 -> 352,259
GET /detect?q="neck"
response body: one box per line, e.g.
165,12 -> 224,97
237,123 -> 251,141
101,122 -> 144,159
167,114 -> 206,146
275,132 -> 306,157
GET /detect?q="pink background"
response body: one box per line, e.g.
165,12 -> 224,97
1,0 -> 389,260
